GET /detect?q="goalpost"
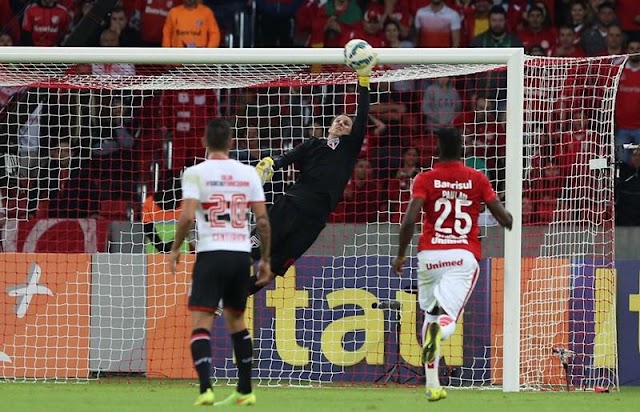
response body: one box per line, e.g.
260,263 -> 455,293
0,47 -> 619,391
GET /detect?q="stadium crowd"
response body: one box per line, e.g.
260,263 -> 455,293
1,0 -> 640,230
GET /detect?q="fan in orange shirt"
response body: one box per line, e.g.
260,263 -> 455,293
162,0 -> 220,48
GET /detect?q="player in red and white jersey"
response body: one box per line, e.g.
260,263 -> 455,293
169,119 -> 271,407
392,128 -> 512,402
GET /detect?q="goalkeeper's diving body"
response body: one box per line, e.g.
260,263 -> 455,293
248,56 -> 377,295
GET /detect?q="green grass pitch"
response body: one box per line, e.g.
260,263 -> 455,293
2,381 -> 639,412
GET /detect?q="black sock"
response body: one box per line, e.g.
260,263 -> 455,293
190,328 -> 212,394
247,275 -> 265,296
231,329 -> 253,394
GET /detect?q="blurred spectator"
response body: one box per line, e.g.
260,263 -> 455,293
556,108 -> 596,176
414,0 -> 461,48
518,5 -> 556,54
157,89 -> 219,170
422,76 -> 461,133
395,147 -> 420,181
470,6 -> 523,48
90,95 -> 139,201
615,148 -> 640,226
587,0 -> 606,24
602,24 -> 625,55
339,9 -> 386,48
22,0 -> 71,46
143,171 -> 182,253
567,0 -> 589,42
617,0 -> 640,41
527,44 -> 545,56
383,20 -> 415,94
461,0 -> 492,47
0,33 -> 13,47
132,0 -> 176,47
25,137 -> 74,214
549,25 -> 586,57
331,159 -> 384,223
369,0 -> 412,39
615,40 -> 640,162
92,29 -> 136,76
255,0 -> 302,47
459,95 -> 505,170
162,0 -> 220,48
0,0 -> 21,44
108,6 -> 140,47
580,1 -> 617,56
323,0 -> 364,47
231,127 -> 267,166
69,0 -> 94,34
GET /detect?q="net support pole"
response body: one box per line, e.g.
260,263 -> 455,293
503,49 -> 525,392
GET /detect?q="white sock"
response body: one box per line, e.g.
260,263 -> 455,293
422,312 -> 440,389
438,314 -> 456,341
425,353 -> 441,389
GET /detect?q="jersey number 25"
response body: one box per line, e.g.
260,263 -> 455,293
434,198 -> 472,235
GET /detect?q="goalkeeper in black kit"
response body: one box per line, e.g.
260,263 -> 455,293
247,55 -> 377,295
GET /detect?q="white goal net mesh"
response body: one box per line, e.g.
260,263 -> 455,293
0,55 -> 621,390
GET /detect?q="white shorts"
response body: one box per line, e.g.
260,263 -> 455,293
416,249 -> 480,320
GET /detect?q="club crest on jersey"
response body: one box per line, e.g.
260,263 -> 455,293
327,138 -> 340,150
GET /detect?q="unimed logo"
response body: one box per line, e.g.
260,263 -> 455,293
425,259 -> 464,270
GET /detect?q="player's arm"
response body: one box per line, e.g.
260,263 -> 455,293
392,197 -> 424,274
256,139 -> 311,184
479,172 -> 513,230
486,199 -> 513,230
348,55 -> 376,149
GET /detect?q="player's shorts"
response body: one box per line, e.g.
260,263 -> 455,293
188,250 -> 251,313
251,195 -> 326,276
416,249 -> 480,320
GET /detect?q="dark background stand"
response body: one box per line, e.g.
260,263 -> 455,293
374,301 -> 423,384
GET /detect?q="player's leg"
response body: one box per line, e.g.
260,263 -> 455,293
247,197 -> 291,294
416,250 -> 448,401
216,252 -> 257,407
188,252 -> 220,406
433,249 -> 480,341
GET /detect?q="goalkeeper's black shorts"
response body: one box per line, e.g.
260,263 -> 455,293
251,195 -> 326,276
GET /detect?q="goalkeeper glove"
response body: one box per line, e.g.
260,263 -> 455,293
256,156 -> 275,184
356,52 -> 378,89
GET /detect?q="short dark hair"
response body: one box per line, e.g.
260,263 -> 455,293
598,1 -> 615,12
205,119 -> 232,151
437,128 -> 463,160
528,5 -> 544,16
489,5 -> 507,17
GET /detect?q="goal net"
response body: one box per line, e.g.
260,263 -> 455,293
0,49 -> 620,390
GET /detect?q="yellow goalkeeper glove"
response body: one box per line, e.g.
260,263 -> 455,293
256,157 -> 275,184
356,51 -> 378,89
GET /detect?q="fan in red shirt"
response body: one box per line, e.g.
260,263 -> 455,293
549,25 -> 586,57
132,0 -> 179,46
517,5 -> 556,54
338,9 -> 386,48
615,40 -> 640,162
392,128 -> 512,402
22,0 -> 70,46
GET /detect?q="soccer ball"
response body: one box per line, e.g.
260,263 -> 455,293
344,39 -> 375,71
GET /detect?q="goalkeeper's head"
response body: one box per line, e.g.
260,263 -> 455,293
437,128 -> 463,161
328,115 -> 353,138
204,119 -> 232,153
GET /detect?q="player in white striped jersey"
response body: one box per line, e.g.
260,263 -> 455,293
169,119 -> 271,406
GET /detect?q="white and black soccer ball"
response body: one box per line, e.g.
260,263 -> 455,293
344,39 -> 375,71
